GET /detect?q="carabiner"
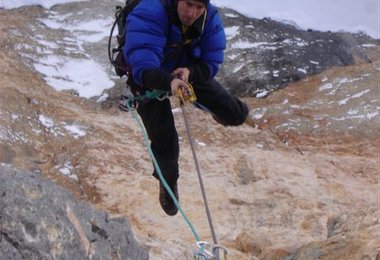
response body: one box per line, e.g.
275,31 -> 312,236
195,241 -> 214,259
212,244 -> 228,260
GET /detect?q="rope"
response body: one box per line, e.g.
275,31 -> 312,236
126,100 -> 202,242
124,87 -> 227,259
178,92 -> 226,260
179,99 -> 219,245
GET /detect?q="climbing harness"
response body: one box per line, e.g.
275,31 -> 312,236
122,83 -> 228,259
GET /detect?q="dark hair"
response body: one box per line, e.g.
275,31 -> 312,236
177,0 -> 210,4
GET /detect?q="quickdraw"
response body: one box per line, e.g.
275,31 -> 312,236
194,241 -> 228,260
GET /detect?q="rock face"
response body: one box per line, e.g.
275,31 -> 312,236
219,8 -> 377,96
0,166 -> 148,260
0,1 -> 379,259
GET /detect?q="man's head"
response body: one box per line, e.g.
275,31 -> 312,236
177,0 -> 208,26
194,0 -> 209,4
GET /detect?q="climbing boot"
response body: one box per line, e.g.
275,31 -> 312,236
159,182 -> 178,216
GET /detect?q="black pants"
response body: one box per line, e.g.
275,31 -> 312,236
136,79 -> 248,185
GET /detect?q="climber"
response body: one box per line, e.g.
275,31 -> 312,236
123,0 -> 249,216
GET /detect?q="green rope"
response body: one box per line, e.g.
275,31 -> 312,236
133,89 -> 167,102
126,101 -> 202,242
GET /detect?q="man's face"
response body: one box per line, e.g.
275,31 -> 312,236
177,0 -> 206,26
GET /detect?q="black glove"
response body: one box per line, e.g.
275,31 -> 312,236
142,68 -> 173,91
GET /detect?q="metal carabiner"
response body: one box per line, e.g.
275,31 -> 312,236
194,251 -> 210,260
195,241 -> 215,259
212,244 -> 228,260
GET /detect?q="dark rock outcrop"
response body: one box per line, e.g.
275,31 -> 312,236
0,165 -> 149,260
219,8 -> 378,96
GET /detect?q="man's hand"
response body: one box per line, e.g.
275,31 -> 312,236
171,67 -> 190,82
171,78 -> 190,96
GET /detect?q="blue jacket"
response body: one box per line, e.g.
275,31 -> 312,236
123,0 -> 226,87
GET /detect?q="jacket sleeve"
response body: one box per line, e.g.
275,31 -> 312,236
123,0 -> 170,89
188,61 -> 210,83
142,68 -> 173,91
197,7 -> 226,79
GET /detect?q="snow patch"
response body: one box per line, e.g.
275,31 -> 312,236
38,114 -> 54,128
297,68 -> 307,74
361,44 -> 377,48
366,111 -> 379,120
233,63 -> 245,73
11,114 -> 20,121
228,53 -> 239,60
338,89 -> 370,105
255,89 -> 270,98
196,140 -> 207,147
251,107 -> 268,119
0,0 -> 88,9
34,56 -> 113,98
63,124 -> 87,139
56,161 -> 78,181
225,26 -> 239,40
283,38 -> 308,47
231,40 -> 278,50
224,13 -> 238,18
